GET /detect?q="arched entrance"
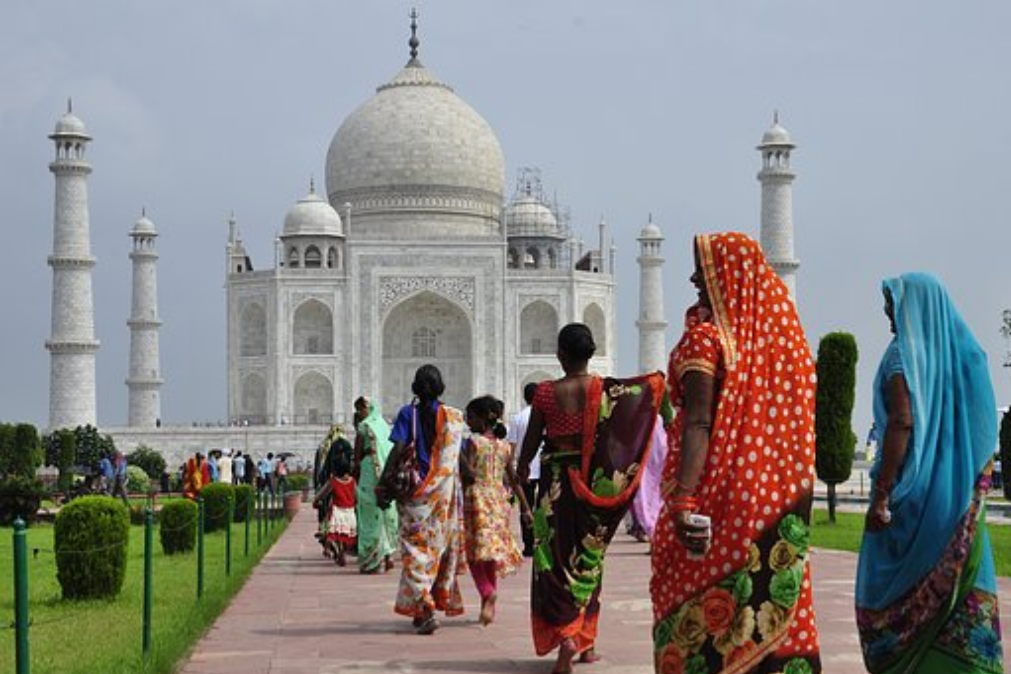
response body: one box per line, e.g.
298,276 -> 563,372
382,291 -> 473,414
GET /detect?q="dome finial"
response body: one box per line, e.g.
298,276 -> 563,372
773,109 -> 780,125
309,176 -> 316,194
67,97 -> 73,114
408,8 -> 420,63
141,206 -> 146,217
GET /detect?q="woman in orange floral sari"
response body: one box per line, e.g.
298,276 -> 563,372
376,364 -> 467,635
650,232 -> 821,674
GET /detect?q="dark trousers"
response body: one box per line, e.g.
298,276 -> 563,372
520,479 -> 540,556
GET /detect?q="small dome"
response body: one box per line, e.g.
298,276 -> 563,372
760,122 -> 793,147
132,214 -> 157,236
639,221 -> 662,239
506,195 -> 558,234
283,187 -> 343,237
53,112 -> 89,138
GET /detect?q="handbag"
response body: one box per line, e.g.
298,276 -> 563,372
378,404 -> 421,507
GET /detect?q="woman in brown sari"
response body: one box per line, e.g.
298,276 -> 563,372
518,323 -> 668,674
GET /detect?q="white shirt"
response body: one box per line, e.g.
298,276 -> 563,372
507,406 -> 543,480
218,455 -> 233,484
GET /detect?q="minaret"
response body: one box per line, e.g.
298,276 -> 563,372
757,112 -> 800,300
637,216 -> 668,373
126,210 -> 163,427
47,101 -> 99,429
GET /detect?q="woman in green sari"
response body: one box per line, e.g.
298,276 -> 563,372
354,396 -> 399,574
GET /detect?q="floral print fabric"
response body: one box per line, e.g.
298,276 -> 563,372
393,404 -> 468,619
651,232 -> 821,674
463,434 -> 522,575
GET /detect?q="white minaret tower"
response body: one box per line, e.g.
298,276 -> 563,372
637,216 -> 668,373
757,112 -> 800,300
47,101 -> 99,429
126,210 -> 163,427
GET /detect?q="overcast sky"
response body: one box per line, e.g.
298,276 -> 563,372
1,2 -> 1009,440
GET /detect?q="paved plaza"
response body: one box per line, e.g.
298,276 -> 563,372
180,508 -> 1011,674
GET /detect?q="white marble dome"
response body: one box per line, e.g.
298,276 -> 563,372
506,195 -> 558,235
761,122 -> 793,146
52,112 -> 90,138
132,213 -> 157,236
639,221 -> 662,239
325,61 -> 505,216
283,187 -> 343,237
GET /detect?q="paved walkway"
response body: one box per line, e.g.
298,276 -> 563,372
180,508 -> 1011,674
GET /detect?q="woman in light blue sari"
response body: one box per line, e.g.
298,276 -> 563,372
856,273 -> 1003,674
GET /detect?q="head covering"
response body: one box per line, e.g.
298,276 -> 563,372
679,232 -> 817,600
694,231 -> 816,515
358,397 -> 394,466
857,272 -> 996,608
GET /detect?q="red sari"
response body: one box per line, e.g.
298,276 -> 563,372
650,233 -> 821,674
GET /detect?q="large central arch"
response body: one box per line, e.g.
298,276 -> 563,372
381,291 -> 473,415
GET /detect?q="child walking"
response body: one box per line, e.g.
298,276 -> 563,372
461,395 -> 530,625
313,455 -> 357,566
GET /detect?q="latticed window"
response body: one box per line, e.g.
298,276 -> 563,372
412,327 -> 436,358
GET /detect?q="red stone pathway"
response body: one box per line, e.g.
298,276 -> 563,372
179,508 -> 1011,674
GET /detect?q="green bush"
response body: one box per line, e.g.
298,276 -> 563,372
285,473 -> 310,492
126,465 -> 151,493
233,484 -> 254,522
126,445 -> 166,480
73,424 -> 116,473
54,496 -> 130,599
0,476 -> 47,525
815,332 -> 858,523
0,422 -> 43,480
45,429 -> 78,493
200,483 -> 235,532
159,499 -> 198,555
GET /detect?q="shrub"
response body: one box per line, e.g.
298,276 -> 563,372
815,332 -> 858,523
126,465 -> 151,493
233,484 -> 254,522
200,483 -> 235,532
45,429 -> 78,493
0,422 -> 43,480
160,499 -> 198,555
54,496 -> 130,599
285,473 -> 310,493
0,476 -> 47,525
1000,409 -> 1011,500
127,445 -> 166,481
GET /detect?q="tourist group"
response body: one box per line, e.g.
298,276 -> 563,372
311,231 -> 1004,674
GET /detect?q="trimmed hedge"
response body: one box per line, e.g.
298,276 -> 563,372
200,483 -> 235,533
54,496 -> 130,599
233,484 -> 254,522
160,499 -> 198,555
0,476 -> 47,526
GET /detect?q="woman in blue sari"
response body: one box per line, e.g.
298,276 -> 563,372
856,273 -> 1003,673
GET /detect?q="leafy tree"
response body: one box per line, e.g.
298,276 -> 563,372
127,445 -> 166,480
815,332 -> 858,523
73,424 -> 116,472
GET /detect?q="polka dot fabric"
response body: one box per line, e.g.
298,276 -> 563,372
650,232 -> 820,673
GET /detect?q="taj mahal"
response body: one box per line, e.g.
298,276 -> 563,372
43,17 -> 800,464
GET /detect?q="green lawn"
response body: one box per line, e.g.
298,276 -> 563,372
0,512 -> 286,674
810,508 -> 1011,577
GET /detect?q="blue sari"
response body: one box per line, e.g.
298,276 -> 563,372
856,273 -> 1003,673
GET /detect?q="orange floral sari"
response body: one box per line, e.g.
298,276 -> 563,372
650,232 -> 821,674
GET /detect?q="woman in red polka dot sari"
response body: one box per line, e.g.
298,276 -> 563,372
650,232 -> 821,674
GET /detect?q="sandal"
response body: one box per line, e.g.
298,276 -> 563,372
415,616 -> 440,635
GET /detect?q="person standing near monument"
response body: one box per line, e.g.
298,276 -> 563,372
507,382 -> 542,557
